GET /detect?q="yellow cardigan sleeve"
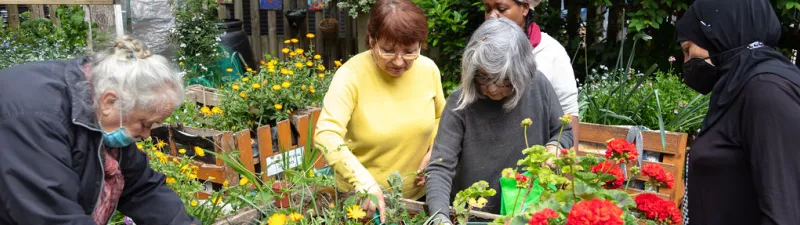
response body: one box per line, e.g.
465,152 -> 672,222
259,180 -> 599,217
429,67 -> 446,146
314,66 -> 378,192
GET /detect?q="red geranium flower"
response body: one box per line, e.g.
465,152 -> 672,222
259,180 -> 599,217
634,193 -> 682,224
605,139 -> 638,163
591,161 -> 625,189
529,208 -> 559,225
641,164 -> 674,189
566,199 -> 624,225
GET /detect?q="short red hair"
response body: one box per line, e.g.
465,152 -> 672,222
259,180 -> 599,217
366,0 -> 429,48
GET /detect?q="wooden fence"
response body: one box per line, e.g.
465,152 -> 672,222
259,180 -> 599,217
1,0 -> 365,68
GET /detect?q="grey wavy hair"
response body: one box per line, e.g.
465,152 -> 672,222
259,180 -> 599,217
455,17 -> 537,111
86,35 -> 184,115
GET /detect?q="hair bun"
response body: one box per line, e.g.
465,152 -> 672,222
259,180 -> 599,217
114,35 -> 152,60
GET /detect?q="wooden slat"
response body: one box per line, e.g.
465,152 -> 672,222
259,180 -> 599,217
218,3 -> 228,19
30,4 -> 45,18
282,0 -> 291,59
185,84 -> 221,106
661,133 -> 688,205
315,11 -> 323,58
579,122 -> 686,154
344,15 -> 353,57
276,120 -> 292,151
298,0 -> 308,49
260,35 -> 269,59
235,130 -> 256,174
234,0 -> 244,21
626,189 -> 672,200
50,4 -> 61,27
257,125 -> 274,181
268,11 -> 278,57
216,132 -> 240,185
7,5 -> 20,29
0,0 -> 112,4
249,0 -> 262,62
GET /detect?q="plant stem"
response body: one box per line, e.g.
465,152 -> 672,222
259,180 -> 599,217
524,127 -> 530,148
511,188 -> 523,217
516,178 -> 536,216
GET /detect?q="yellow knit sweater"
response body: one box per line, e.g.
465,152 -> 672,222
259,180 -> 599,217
314,51 -> 445,200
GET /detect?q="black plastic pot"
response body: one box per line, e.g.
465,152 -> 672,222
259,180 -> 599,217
284,9 -> 308,31
217,19 -> 256,70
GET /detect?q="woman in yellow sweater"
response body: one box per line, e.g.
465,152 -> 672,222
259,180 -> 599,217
313,0 -> 445,222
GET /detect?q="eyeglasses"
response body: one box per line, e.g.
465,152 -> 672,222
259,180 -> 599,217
374,42 -> 422,61
475,71 -> 511,88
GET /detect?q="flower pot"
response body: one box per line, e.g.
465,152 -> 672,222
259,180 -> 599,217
319,18 -> 339,40
272,181 -> 292,208
284,9 -> 308,31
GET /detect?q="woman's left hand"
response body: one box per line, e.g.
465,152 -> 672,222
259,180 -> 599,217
543,145 -> 559,168
415,149 -> 433,186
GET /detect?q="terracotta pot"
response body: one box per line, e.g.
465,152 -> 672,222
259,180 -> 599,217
319,18 -> 338,40
272,181 -> 292,208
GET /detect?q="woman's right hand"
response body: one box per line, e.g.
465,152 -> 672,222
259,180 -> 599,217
362,185 -> 387,223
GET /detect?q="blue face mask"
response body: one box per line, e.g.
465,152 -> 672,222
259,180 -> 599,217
99,111 -> 137,148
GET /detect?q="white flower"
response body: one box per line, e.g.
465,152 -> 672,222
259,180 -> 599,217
180,43 -> 187,48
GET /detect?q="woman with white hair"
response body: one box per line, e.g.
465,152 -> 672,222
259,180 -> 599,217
0,36 -> 199,224
424,17 -> 573,224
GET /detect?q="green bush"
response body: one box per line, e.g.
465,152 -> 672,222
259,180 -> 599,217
579,67 -> 709,134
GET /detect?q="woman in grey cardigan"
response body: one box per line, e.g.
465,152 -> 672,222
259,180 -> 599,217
424,17 -> 573,224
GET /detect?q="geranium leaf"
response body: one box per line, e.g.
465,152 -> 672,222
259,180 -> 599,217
575,172 -> 598,181
599,173 -> 617,182
574,180 -> 597,198
609,190 -> 635,208
509,215 -> 529,225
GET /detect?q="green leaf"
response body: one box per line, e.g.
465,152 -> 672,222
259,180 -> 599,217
509,215 -> 530,225
574,179 -> 597,198
654,90 -> 668,152
608,190 -> 635,208
598,173 -> 617,182
575,171 -> 598,181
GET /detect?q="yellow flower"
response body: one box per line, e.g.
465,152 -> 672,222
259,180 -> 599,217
188,173 -> 197,180
289,212 -> 303,221
274,104 -> 283,110
179,61 -> 184,66
239,177 -> 249,185
306,61 -> 313,67
306,169 -> 315,178
306,33 -> 315,39
268,213 -> 287,225
314,54 -> 321,60
282,81 -> 291,88
242,77 -> 249,82
190,200 -> 198,207
318,74 -> 325,79
334,60 -> 342,67
239,91 -> 247,98
272,85 -> 281,91
280,68 -> 290,75
223,180 -> 230,188
295,62 -> 304,68
291,38 -> 299,43
151,146 -> 157,151
208,176 -> 215,181
166,177 -> 175,184
172,158 -> 178,163
317,65 -> 325,71
252,83 -> 261,89
194,147 -> 205,157
136,143 -> 143,150
288,70 -> 294,75
156,140 -> 167,149
560,114 -> 573,125
282,48 -> 290,54
247,121 -> 253,125
289,52 -> 297,57
301,85 -> 307,91
231,125 -> 236,130
178,148 -> 186,154
295,48 -> 304,55
211,106 -> 223,114
346,205 -> 366,220
268,68 -> 276,73
309,86 -> 316,93
246,67 -> 253,72
200,106 -> 211,116
212,197 -> 223,205
284,40 -> 291,44
226,68 -> 233,73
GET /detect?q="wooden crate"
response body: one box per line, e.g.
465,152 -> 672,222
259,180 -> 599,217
185,84 -> 222,107
151,108 -> 325,191
575,122 -> 688,205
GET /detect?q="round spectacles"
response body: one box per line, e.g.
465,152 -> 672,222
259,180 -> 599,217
475,72 -> 511,88
375,43 -> 422,61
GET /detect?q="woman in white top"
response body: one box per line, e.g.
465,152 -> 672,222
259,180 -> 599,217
482,0 -> 579,121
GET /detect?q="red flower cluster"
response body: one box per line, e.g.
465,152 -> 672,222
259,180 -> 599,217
641,164 -> 674,189
590,161 -> 625,189
605,139 -> 638,163
529,208 -> 559,225
516,173 -> 529,183
566,199 -> 624,225
634,193 -> 682,225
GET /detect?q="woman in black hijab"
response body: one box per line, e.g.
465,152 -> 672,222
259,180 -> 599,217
676,0 -> 800,224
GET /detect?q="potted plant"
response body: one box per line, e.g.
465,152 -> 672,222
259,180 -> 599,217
319,18 -> 339,40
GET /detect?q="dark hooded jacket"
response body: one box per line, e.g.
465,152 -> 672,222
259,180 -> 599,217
676,0 -> 800,224
0,57 -> 200,225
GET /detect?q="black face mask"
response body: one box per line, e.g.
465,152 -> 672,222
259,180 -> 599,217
681,57 -> 721,95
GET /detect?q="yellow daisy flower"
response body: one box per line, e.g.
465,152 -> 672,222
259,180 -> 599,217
274,104 -> 283,110
268,213 -> 287,225
314,54 -> 321,60
252,83 -> 261,89
272,85 -> 281,91
194,147 -> 205,157
178,148 -> 186,154
239,91 -> 247,98
306,33 -> 315,39
282,81 -> 291,88
239,177 -> 249,185
346,204 -> 366,220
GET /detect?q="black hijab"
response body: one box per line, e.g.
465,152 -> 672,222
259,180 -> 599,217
676,0 -> 800,135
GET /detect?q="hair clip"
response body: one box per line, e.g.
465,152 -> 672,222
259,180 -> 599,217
130,52 -> 135,59
481,35 -> 489,41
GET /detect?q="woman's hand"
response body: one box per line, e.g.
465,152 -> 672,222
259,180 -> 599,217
362,185 -> 386,223
543,145 -> 559,168
416,149 -> 433,186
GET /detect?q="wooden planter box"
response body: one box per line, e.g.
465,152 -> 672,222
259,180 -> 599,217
211,207 -> 262,225
185,84 -> 222,107
575,122 -> 688,205
150,108 -> 325,198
